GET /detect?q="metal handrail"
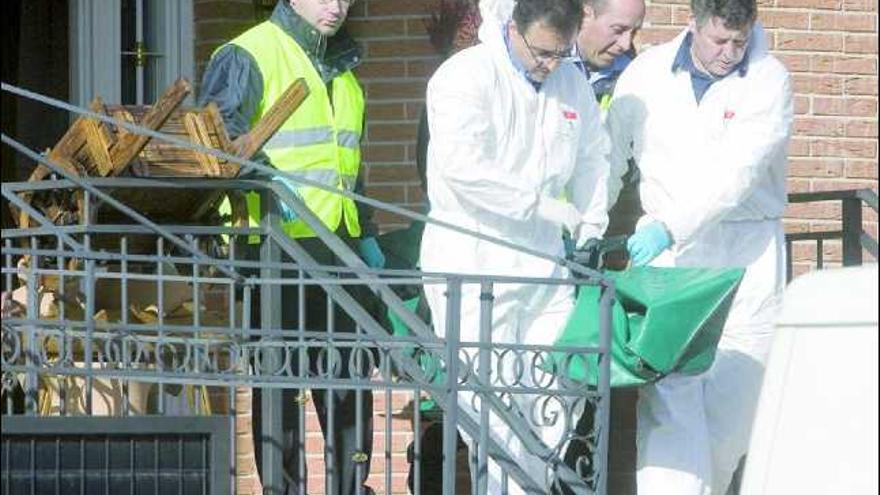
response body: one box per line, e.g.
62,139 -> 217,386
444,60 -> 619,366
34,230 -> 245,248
785,188 -> 878,281
0,83 -> 614,494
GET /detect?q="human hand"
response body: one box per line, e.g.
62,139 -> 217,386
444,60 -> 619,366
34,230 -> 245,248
358,237 -> 386,269
626,221 -> 672,266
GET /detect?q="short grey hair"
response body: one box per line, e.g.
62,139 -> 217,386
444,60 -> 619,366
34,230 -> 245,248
690,0 -> 756,30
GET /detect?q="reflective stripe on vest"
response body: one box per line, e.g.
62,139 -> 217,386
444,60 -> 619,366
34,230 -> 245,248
222,21 -> 364,240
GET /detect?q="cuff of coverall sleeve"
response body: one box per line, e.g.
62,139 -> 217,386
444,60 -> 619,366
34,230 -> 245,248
659,216 -> 686,248
575,224 -> 604,249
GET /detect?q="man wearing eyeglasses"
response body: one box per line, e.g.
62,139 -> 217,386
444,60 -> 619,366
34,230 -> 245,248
199,1 -> 379,494
421,0 -> 610,492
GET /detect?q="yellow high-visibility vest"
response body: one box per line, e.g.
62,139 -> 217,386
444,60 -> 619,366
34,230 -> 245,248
221,20 -> 364,240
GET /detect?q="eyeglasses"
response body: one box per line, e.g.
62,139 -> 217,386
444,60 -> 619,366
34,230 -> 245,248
520,32 -> 577,65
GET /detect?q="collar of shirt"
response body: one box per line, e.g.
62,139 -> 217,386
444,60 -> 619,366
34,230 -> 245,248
503,26 -> 543,91
576,52 -> 633,83
576,53 -> 633,101
671,32 -> 749,103
270,0 -> 362,83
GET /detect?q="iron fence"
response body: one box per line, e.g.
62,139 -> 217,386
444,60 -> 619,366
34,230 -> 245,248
1,82 -> 614,495
785,188 -> 878,282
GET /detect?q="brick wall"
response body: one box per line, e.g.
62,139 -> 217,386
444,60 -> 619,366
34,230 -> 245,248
347,1 -> 442,230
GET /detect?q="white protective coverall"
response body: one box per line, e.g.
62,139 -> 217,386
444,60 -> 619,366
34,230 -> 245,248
606,23 -> 793,494
419,1 -> 610,493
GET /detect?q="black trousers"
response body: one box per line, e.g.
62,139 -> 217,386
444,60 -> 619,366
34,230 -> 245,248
246,238 -> 384,495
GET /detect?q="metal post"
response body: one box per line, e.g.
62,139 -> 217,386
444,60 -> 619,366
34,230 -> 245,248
24,237 -> 39,415
842,197 -> 863,266
477,281 -> 494,495
442,278 -> 462,495
259,188 -> 284,492
595,281 -> 616,495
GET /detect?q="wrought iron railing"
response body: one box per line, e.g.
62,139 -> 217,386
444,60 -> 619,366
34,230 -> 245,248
785,188 -> 878,282
0,82 -> 614,495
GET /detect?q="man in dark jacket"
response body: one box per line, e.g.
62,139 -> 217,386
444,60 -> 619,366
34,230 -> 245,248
199,1 -> 383,494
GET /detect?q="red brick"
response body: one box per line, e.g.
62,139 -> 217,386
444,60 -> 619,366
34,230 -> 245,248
788,178 -> 813,193
778,32 -> 843,52
367,38 -> 436,58
407,184 -> 427,204
791,242 -> 819,262
794,95 -> 810,115
777,53 -> 811,73
404,102 -> 426,120
810,178 -> 879,193
810,12 -> 878,32
844,76 -> 878,95
407,16 -> 451,39
366,81 -> 428,101
811,138 -> 878,158
347,18 -> 407,38
760,10 -> 811,29
778,0 -> 842,9
789,136 -> 811,156
646,5 -> 673,24
362,144 -> 407,163
813,97 -> 878,116
794,116 -> 846,136
843,0 -> 879,11
367,0 -> 431,16
672,6 -> 691,24
788,158 -> 845,177
784,219 -> 811,234
407,59 -> 444,78
845,160 -> 880,178
368,164 -> 422,183
356,60 -> 407,79
792,74 -> 844,95
635,27 -> 681,48
365,185 -> 407,204
786,201 -> 843,220
845,34 -> 879,54
845,120 -> 879,138
833,56 -> 878,74
366,102 -> 407,121
367,122 -> 418,142
811,54 -> 877,74
789,263 -> 815,279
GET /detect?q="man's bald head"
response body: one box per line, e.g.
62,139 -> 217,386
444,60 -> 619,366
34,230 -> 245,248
578,0 -> 646,69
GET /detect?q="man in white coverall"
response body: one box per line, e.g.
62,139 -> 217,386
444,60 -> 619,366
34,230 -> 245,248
420,0 -> 610,492
605,0 -> 793,490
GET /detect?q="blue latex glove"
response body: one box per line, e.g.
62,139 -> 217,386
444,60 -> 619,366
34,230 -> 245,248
627,221 -> 672,267
358,237 -> 386,269
272,176 -> 299,222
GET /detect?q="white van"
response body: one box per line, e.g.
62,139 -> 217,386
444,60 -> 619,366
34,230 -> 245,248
740,263 -> 879,494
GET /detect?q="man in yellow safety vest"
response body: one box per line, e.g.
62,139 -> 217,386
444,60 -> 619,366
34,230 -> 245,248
199,1 -> 382,493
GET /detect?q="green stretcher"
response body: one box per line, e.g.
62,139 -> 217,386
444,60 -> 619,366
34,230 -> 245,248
552,266 -> 744,388
379,225 -> 745,394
